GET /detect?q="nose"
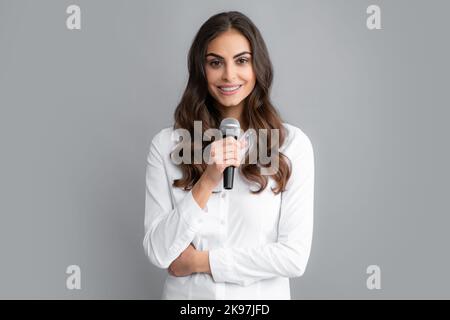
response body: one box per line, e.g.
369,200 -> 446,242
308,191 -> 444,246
222,62 -> 237,82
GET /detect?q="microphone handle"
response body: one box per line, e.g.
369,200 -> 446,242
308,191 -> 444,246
224,166 -> 235,190
223,134 -> 237,190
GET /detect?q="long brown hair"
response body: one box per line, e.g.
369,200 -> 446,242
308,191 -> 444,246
171,11 -> 291,194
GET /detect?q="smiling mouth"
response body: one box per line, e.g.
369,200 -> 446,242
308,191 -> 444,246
217,85 -> 242,94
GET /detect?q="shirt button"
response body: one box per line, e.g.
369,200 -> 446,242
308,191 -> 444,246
220,219 -> 225,225
221,192 -> 226,198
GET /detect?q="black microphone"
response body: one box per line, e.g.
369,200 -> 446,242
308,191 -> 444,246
219,118 -> 240,190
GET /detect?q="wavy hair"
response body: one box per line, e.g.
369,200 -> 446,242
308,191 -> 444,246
171,11 -> 291,194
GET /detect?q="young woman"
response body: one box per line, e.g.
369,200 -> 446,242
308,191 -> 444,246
143,11 -> 315,300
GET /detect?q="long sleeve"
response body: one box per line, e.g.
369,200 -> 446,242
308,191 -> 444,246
142,132 -> 208,269
208,132 -> 315,287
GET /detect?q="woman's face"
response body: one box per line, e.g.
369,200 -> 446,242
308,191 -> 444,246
204,28 -> 256,111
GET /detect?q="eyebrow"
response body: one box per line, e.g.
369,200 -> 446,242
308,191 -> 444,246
205,51 -> 252,59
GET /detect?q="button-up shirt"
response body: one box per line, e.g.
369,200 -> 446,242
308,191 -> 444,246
143,122 -> 315,299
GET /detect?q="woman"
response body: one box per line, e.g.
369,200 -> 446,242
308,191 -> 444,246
143,11 -> 315,300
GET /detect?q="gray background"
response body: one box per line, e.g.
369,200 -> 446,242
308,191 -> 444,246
0,0 -> 449,299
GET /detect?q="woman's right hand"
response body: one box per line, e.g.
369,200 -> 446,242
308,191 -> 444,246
202,136 -> 246,189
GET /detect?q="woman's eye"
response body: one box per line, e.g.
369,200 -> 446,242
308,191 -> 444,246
210,60 -> 222,67
208,58 -> 249,68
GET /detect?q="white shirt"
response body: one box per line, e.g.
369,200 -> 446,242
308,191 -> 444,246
143,122 -> 315,299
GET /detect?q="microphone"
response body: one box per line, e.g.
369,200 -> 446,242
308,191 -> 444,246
219,118 -> 241,190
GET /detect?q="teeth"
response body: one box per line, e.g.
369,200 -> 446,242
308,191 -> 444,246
219,85 -> 241,92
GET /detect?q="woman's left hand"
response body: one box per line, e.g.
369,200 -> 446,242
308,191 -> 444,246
168,244 -> 198,277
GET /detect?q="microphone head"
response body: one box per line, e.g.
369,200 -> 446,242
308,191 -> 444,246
219,118 -> 241,138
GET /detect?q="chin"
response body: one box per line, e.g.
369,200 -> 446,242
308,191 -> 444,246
219,99 -> 244,108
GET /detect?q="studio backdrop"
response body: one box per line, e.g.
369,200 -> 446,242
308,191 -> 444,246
0,0 -> 449,299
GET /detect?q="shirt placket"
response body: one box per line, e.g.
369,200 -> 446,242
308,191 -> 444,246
215,189 -> 228,299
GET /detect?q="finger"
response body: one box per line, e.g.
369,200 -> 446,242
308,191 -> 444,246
223,154 -> 238,161
239,139 -> 247,148
224,158 -> 240,167
223,138 -> 239,150
223,150 -> 237,158
224,136 -> 236,144
223,142 -> 239,155
214,151 -> 236,163
216,144 -> 239,162
224,137 -> 239,146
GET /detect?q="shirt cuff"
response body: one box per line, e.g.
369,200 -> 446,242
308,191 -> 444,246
177,189 -> 208,233
209,247 -> 234,283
